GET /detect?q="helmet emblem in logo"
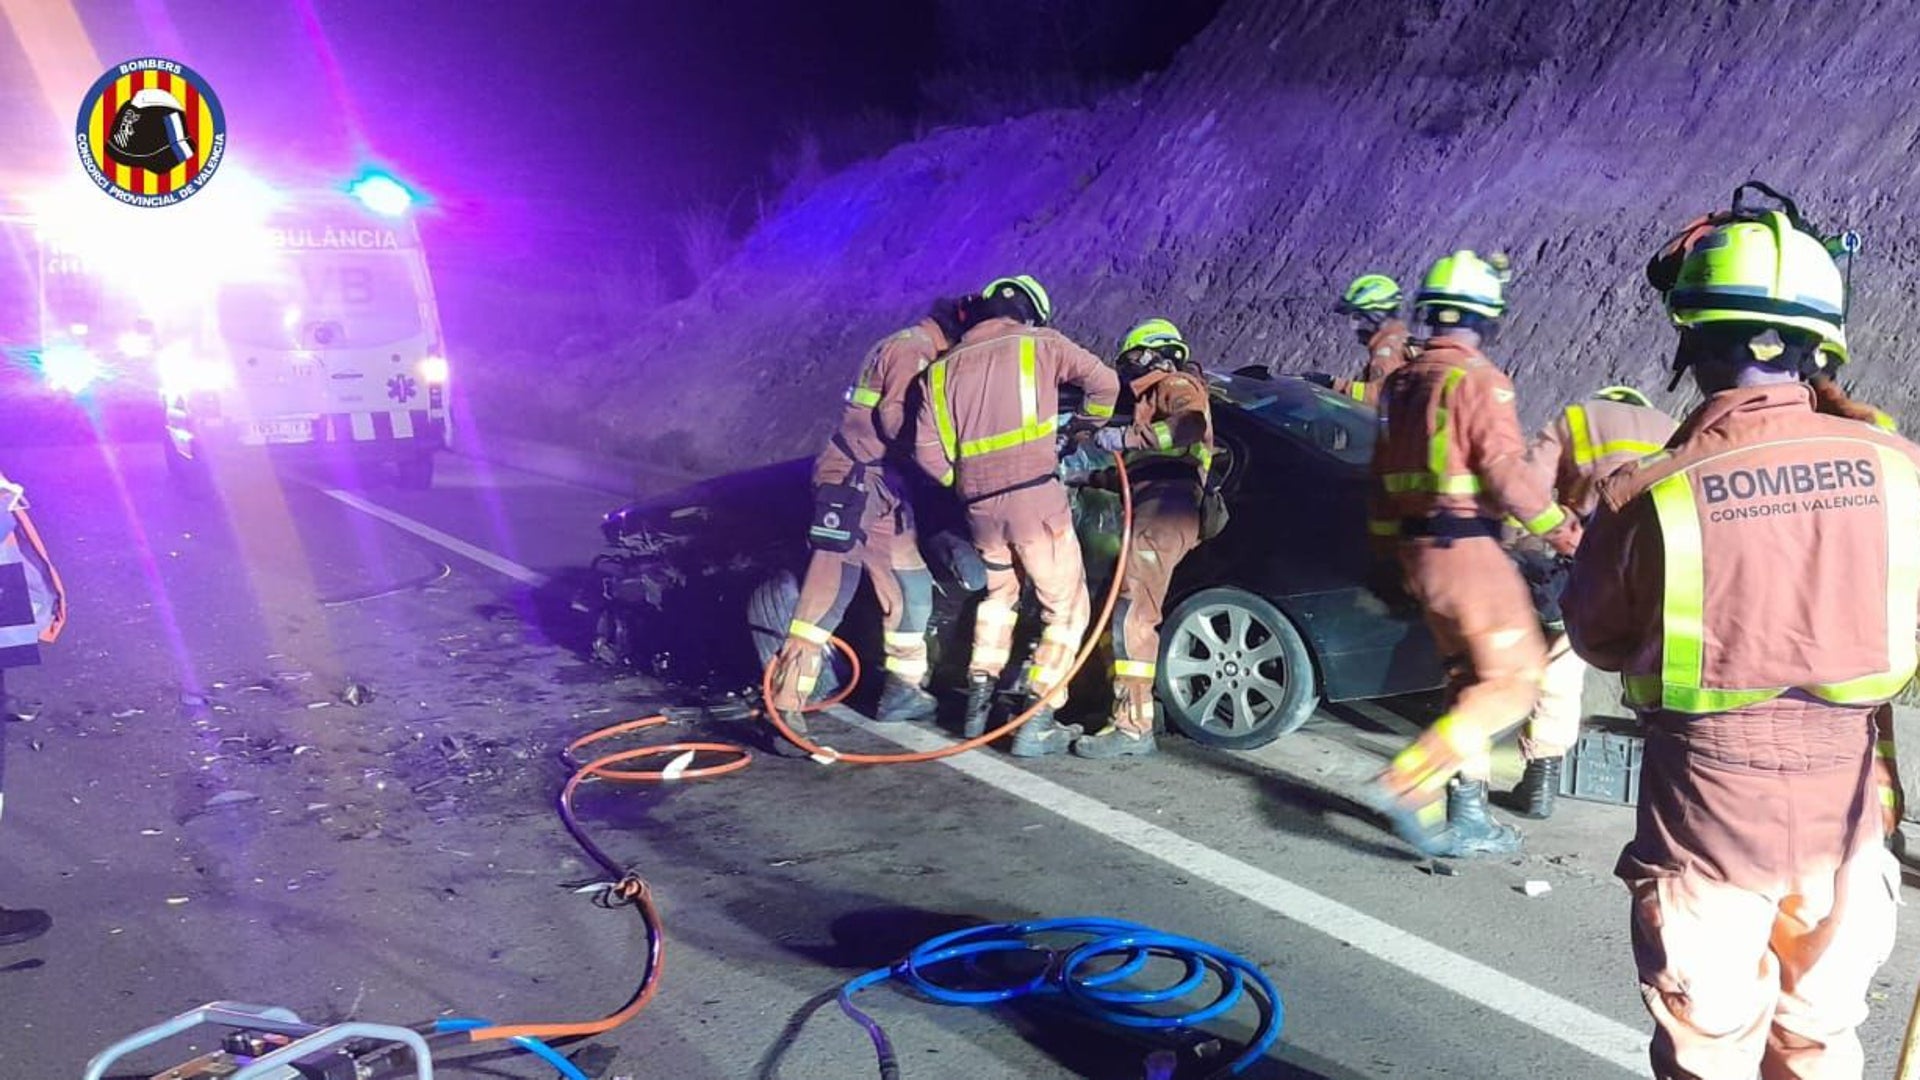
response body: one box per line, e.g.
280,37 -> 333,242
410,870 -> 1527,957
75,58 -> 226,206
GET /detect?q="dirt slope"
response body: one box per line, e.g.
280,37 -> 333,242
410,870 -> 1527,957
498,0 -> 1920,475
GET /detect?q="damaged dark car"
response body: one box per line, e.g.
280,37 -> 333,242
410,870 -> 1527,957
593,371 -> 1445,749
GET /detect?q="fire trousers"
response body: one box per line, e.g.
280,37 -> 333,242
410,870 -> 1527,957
1522,631 -> 1586,760
1620,706 -> 1899,1080
966,480 -> 1089,710
772,471 -> 932,710
1110,482 -> 1201,733
1400,534 -> 1546,781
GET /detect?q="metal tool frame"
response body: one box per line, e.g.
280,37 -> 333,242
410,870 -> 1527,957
83,1000 -> 434,1080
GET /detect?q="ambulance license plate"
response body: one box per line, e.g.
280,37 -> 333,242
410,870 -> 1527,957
249,419 -> 312,443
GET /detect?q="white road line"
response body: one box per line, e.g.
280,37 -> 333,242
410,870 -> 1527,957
315,489 -> 1645,1075
316,487 -> 552,588
829,710 -> 1647,1076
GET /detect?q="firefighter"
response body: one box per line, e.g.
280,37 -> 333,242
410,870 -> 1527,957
767,297 -> 968,752
912,275 -> 1120,756
1502,385 -> 1677,819
1566,209 -> 1915,1080
0,470 -> 62,946
1070,318 -> 1214,760
1329,274 -> 1411,406
1362,251 -> 1581,858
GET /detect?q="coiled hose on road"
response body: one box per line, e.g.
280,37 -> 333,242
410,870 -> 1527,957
838,917 -> 1284,1080
433,458 -> 1177,1077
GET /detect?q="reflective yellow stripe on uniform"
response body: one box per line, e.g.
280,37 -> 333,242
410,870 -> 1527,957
1631,446 -> 1920,712
1874,409 -> 1900,434
1348,382 -> 1368,401
788,619 -> 833,645
1565,403 -> 1663,466
1367,519 -> 1399,537
1521,504 -> 1566,537
1383,366 -> 1483,496
884,631 -> 925,650
949,337 -> 1061,458
1114,659 -> 1156,679
849,387 -> 882,408
929,359 -> 959,463
1085,399 -> 1115,419
1151,421 -> 1175,450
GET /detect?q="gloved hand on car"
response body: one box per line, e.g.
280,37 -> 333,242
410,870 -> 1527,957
1302,371 -> 1338,389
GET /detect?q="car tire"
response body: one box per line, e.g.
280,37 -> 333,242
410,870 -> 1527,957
747,570 -> 840,699
396,452 -> 436,490
1156,587 -> 1319,750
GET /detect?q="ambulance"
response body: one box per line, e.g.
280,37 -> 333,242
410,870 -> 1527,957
12,167 -> 451,488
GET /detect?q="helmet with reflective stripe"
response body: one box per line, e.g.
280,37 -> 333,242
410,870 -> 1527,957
1119,317 -> 1188,361
981,274 -> 1053,326
1593,385 -> 1654,409
1336,274 -> 1402,315
1414,250 -> 1507,321
1666,210 -> 1847,363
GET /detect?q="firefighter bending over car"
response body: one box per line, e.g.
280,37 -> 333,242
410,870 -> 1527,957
1363,250 -> 1581,858
913,275 -> 1120,757
1500,385 -> 1676,819
768,297 -> 970,753
1328,274 -> 1411,407
1566,204 -> 1916,1080
1064,318 -> 1216,760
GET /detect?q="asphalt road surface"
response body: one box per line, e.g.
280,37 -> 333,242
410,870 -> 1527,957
2,440 -> 1917,1080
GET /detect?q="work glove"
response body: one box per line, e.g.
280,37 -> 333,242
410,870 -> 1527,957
1365,715 -> 1488,857
1512,549 -> 1572,633
1093,426 -> 1128,453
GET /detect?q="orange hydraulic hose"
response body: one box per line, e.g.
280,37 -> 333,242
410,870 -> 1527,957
461,452 -> 1132,1046
759,453 -> 1131,764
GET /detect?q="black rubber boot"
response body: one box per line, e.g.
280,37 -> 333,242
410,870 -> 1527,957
769,710 -> 813,759
1009,707 -> 1082,758
1435,778 -> 1522,857
1508,757 -> 1562,820
961,672 -> 995,738
0,906 -> 51,946
874,674 -> 937,724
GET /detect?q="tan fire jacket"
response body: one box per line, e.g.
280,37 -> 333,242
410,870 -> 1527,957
1565,383 -> 1920,714
1368,336 -> 1577,549
1529,397 -> 1678,519
1334,319 -> 1410,407
813,318 -> 949,487
1119,368 -> 1214,483
912,318 -> 1119,501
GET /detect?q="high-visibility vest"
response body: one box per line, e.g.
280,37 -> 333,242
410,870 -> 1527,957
1561,402 -> 1666,470
927,335 -> 1112,484
1623,444 -> 1920,713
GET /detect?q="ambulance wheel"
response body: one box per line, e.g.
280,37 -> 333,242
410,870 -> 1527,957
1157,587 -> 1318,749
396,452 -> 436,490
164,439 -> 212,498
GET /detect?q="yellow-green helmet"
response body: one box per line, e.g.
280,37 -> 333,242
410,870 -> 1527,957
1593,385 -> 1654,409
1336,274 -> 1402,315
1119,317 -> 1188,361
1414,250 -> 1507,322
982,274 -> 1054,326
1666,210 -> 1847,362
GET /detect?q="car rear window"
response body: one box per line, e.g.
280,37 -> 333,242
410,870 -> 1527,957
1233,381 -> 1376,466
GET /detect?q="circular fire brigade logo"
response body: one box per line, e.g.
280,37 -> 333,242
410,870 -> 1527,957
74,58 -> 226,206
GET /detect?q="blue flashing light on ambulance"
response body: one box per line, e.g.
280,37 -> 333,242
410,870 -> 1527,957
6,166 -> 451,487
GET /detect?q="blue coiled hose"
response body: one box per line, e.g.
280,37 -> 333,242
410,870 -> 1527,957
837,917 -> 1283,1079
433,1017 -> 590,1080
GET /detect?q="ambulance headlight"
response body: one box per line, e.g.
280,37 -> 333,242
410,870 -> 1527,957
156,343 -> 233,394
116,330 -> 155,359
418,355 -> 449,384
40,344 -> 103,395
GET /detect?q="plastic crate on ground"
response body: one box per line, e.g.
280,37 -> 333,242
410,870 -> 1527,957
1558,715 -> 1644,807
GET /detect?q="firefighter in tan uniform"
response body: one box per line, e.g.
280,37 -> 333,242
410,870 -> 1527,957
912,275 -> 1120,756
0,470 -> 62,946
1567,211 -> 1913,1080
1502,385 -> 1677,819
1363,251 -> 1581,858
1320,274 -> 1410,407
1069,318 -> 1214,759
769,299 -> 965,752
